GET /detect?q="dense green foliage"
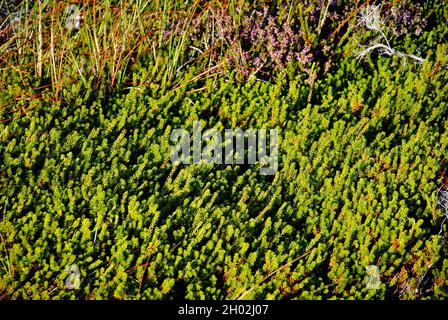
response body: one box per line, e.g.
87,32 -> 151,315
1,0 -> 448,299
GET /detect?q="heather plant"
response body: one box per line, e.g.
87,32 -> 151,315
384,2 -> 427,38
